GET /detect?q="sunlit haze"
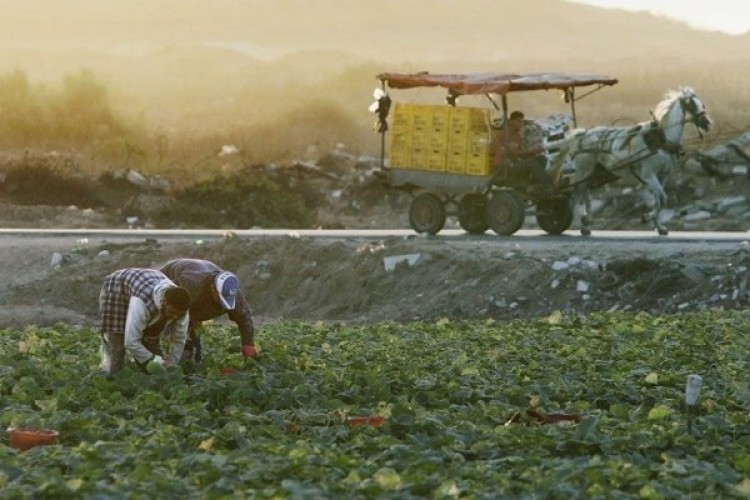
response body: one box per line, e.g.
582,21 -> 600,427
569,0 -> 750,35
0,0 -> 747,165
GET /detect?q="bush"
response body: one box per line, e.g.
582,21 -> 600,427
0,69 -> 134,149
157,167 -> 318,228
0,158 -> 102,208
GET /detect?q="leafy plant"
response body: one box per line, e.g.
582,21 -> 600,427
2,312 -> 750,497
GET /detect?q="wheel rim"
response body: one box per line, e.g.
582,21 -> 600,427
488,201 -> 511,227
536,198 -> 573,235
409,193 -> 445,234
486,191 -> 525,235
413,199 -> 435,227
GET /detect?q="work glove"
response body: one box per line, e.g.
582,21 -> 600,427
242,345 -> 258,359
147,355 -> 171,373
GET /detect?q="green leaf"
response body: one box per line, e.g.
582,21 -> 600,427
573,416 -> 599,440
373,468 -> 402,490
647,405 -> 673,420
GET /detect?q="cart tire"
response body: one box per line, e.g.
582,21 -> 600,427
408,193 -> 446,235
486,190 -> 525,235
536,198 -> 573,235
458,194 -> 489,234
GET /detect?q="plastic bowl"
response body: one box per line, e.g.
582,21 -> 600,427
348,416 -> 385,428
9,427 -> 59,451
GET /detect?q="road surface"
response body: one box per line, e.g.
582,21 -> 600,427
0,228 -> 747,254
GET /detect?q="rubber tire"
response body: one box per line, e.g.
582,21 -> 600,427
408,193 -> 446,235
458,194 -> 489,234
536,198 -> 573,235
486,190 -> 525,236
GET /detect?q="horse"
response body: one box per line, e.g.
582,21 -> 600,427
551,87 -> 713,236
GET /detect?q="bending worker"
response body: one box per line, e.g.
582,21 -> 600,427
99,268 -> 190,375
158,258 -> 258,364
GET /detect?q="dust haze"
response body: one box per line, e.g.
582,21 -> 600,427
0,0 -> 748,165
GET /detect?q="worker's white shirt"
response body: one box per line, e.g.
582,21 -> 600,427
123,280 -> 189,365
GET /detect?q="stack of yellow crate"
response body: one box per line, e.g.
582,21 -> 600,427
388,103 -> 494,176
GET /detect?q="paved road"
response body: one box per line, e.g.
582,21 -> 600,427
1,228 -> 749,239
1,228 -> 748,253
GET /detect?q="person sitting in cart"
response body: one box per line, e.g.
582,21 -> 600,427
495,110 -> 552,190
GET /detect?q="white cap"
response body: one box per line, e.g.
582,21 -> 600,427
215,272 -> 239,310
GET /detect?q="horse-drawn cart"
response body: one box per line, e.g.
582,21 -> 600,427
370,72 -> 618,235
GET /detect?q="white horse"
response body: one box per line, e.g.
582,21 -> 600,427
552,87 -> 713,235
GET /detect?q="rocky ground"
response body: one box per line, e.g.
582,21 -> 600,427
1,133 -> 750,329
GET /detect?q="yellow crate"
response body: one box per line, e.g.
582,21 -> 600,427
425,150 -> 447,172
409,147 -> 431,170
448,135 -> 468,157
409,134 -> 430,150
391,103 -> 412,126
389,153 -> 410,168
465,154 -> 493,176
445,150 -> 466,174
389,133 -> 411,168
448,136 -> 468,148
449,107 -> 490,130
388,104 -> 492,173
429,133 -> 449,150
448,127 -> 470,141
430,107 -> 451,134
390,130 -> 411,143
389,131 -> 410,145
467,133 -> 494,156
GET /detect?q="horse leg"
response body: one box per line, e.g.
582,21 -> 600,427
642,173 -> 669,235
582,190 -> 593,236
574,186 -> 592,236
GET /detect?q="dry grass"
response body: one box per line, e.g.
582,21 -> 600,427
1,58 -> 747,188
1,0 -> 749,186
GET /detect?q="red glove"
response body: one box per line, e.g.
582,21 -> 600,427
242,345 -> 258,358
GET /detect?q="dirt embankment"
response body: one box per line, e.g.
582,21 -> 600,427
1,231 -> 749,329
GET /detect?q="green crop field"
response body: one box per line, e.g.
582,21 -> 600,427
2,312 -> 750,497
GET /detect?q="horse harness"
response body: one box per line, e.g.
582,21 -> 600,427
572,92 -> 705,164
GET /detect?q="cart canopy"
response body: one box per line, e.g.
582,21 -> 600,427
377,72 -> 618,96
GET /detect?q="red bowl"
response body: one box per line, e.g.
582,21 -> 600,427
348,416 -> 386,427
9,428 -> 59,451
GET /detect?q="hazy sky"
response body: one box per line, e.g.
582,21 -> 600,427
569,0 -> 750,35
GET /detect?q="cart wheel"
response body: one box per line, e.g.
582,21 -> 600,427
536,198 -> 573,235
486,190 -> 525,235
409,193 -> 446,235
458,194 -> 488,234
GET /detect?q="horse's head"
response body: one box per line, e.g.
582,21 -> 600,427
679,88 -> 713,132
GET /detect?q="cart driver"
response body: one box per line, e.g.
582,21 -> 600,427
495,110 -> 552,190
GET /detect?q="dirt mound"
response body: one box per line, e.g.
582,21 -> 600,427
1,231 -> 749,329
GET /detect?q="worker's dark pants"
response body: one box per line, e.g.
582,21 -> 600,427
181,327 -> 203,364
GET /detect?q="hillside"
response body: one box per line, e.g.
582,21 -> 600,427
0,0 -> 748,62
0,1 -> 747,163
